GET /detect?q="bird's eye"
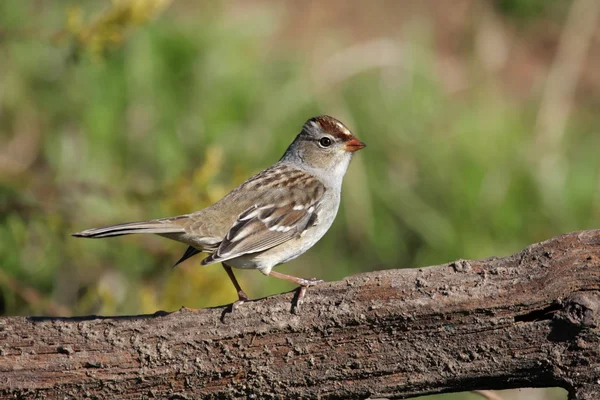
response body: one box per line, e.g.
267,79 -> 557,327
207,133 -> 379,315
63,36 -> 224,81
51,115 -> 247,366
319,137 -> 332,147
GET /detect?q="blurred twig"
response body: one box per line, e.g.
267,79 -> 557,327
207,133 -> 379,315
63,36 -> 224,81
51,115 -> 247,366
312,39 -> 404,88
534,0 -> 600,173
532,0 -> 600,219
474,390 -> 504,400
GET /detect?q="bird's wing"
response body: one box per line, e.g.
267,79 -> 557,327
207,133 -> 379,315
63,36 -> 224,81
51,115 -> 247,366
201,181 -> 325,266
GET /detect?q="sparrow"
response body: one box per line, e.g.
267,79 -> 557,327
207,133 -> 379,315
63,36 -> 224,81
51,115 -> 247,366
73,115 -> 366,309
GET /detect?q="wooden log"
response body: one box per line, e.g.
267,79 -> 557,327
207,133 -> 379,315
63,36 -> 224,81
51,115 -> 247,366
1,230 -> 599,399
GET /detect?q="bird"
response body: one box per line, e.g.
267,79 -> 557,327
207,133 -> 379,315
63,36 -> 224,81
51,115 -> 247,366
73,115 -> 366,310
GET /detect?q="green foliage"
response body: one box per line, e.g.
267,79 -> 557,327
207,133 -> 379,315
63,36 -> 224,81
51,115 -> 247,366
0,1 -> 598,329
495,0 -> 567,21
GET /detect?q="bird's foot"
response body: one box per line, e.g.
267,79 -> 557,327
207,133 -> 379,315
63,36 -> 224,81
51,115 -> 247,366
297,277 -> 324,287
231,290 -> 249,311
292,277 -> 323,314
220,291 -> 250,323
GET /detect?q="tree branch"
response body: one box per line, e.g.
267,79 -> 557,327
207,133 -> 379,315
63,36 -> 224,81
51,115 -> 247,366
1,230 -> 599,399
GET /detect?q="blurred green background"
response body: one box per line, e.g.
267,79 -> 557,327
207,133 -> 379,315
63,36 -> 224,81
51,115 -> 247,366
1,1 -> 598,398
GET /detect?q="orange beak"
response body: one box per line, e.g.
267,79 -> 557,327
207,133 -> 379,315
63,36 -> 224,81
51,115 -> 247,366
344,137 -> 366,152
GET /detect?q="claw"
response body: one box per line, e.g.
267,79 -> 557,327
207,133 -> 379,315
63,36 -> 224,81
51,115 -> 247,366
292,286 -> 308,314
292,279 -> 323,314
265,270 -> 324,313
231,298 -> 246,312
221,296 -> 248,323
232,291 -> 248,311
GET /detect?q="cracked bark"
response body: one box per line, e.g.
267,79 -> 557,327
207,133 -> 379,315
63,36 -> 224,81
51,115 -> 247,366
1,230 -> 599,399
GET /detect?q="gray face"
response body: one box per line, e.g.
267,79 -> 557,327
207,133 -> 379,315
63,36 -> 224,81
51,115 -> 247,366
281,115 -> 366,178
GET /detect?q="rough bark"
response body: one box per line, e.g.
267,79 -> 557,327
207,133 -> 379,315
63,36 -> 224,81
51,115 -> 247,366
1,230 -> 599,399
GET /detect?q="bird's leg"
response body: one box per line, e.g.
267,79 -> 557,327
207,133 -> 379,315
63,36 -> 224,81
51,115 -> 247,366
223,264 -> 249,310
266,270 -> 323,312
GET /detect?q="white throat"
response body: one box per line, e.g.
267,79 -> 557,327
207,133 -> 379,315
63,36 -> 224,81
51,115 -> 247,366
296,152 -> 352,191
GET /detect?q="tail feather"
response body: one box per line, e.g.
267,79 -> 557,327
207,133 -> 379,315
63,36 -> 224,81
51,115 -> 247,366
72,220 -> 186,238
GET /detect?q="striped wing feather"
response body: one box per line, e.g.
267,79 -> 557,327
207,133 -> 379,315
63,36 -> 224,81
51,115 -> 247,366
202,184 -> 324,265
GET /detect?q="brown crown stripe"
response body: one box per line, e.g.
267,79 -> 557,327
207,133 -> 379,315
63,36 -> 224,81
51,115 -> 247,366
307,115 -> 353,141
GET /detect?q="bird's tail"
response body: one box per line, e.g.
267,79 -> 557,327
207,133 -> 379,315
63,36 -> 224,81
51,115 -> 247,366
72,218 -> 186,238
